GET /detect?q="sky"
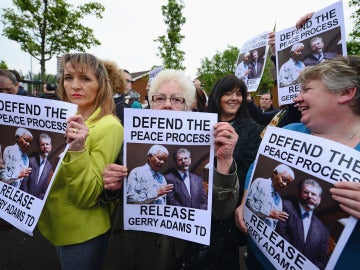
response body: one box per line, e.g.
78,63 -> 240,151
0,0 -> 355,79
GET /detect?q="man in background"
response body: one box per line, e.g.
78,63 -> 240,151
0,69 -> 19,94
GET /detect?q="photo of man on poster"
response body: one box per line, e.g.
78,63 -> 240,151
276,178 -> 329,270
126,144 -> 173,204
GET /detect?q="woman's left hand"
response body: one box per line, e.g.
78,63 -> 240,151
330,181 -> 360,219
66,115 -> 89,151
213,122 -> 238,174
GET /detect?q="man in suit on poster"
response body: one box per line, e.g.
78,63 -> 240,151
276,179 -> 329,270
165,148 -> 208,210
248,49 -> 263,79
20,133 -> 54,200
303,36 -> 337,66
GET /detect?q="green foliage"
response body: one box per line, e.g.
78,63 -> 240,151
155,0 -> 186,70
348,0 -> 360,54
257,56 -> 275,94
197,46 -> 239,93
1,0 -> 104,82
349,0 -> 360,42
197,45 -> 275,94
347,41 -> 360,55
0,60 -> 8,69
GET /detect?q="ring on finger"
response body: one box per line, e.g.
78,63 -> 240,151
227,134 -> 232,139
72,128 -> 78,134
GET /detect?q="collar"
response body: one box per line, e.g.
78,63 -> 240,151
84,107 -> 101,127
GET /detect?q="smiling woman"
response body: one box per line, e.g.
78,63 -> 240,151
206,74 -> 262,268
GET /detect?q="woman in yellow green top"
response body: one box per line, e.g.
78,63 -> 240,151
38,53 -> 123,270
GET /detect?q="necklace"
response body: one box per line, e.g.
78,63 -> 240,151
348,126 -> 360,141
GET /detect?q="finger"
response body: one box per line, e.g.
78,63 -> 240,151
337,203 -> 360,219
332,194 -> 360,212
333,181 -> 360,191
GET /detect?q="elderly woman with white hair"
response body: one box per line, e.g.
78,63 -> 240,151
100,69 -> 240,270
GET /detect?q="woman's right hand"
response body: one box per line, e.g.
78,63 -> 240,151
102,163 -> 128,191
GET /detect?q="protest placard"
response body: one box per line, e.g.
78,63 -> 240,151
275,0 -> 347,106
0,93 -> 77,235
244,126 -> 358,270
235,31 -> 270,92
123,108 -> 217,245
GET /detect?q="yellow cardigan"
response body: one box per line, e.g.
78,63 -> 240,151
38,108 -> 123,246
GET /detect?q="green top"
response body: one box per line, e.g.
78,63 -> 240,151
38,108 -> 123,246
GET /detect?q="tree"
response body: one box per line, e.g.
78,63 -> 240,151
196,46 -> 239,93
0,60 -> 8,69
347,0 -> 360,54
155,0 -> 185,70
197,45 -> 275,95
1,0 -> 104,83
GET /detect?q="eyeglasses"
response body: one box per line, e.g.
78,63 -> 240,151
151,94 -> 185,105
126,79 -> 132,83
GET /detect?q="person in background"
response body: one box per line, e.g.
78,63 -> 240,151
20,133 -> 54,200
235,55 -> 360,270
276,179 -> 329,270
191,85 -> 208,112
165,147 -> 208,209
8,69 -> 27,95
0,69 -> 19,94
0,127 -> 33,188
40,83 -> 60,100
143,80 -> 151,108
123,69 -> 133,96
193,78 -> 202,89
100,69 -> 239,270
102,59 -> 128,125
247,92 -> 280,124
37,53 -> 123,270
258,93 -> 277,113
126,89 -> 143,109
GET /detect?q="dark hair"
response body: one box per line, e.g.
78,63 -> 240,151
207,74 -> 249,120
193,86 -> 208,112
8,70 -> 21,82
0,69 -> 18,84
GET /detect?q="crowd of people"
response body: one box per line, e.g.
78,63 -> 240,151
0,11 -> 359,270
